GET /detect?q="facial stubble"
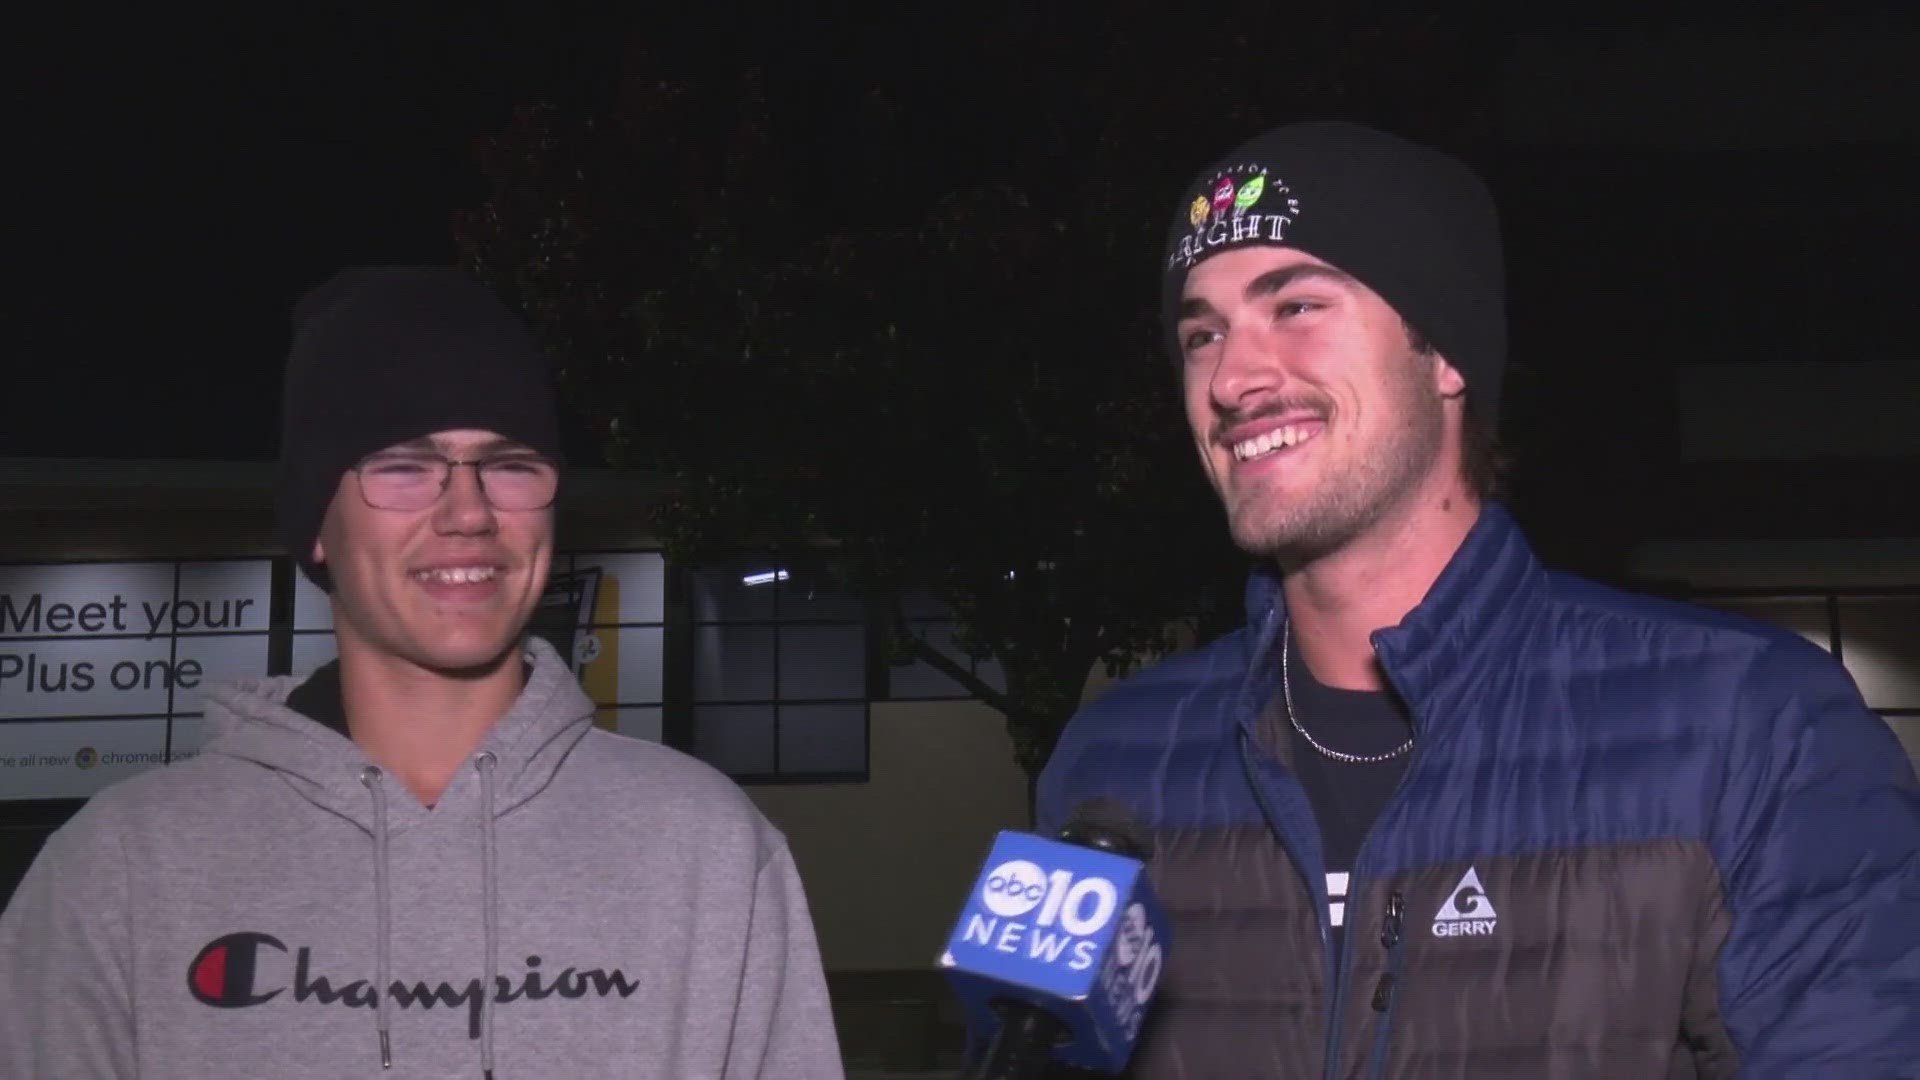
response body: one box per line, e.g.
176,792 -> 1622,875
1222,348 -> 1446,567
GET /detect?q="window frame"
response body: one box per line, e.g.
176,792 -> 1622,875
1687,583 -> 1920,717
671,559 -> 872,784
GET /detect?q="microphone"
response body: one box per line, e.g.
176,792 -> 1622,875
936,799 -> 1171,1078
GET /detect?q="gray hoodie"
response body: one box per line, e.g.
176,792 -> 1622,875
0,637 -> 846,1079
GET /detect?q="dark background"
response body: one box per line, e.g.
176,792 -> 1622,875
4,12 -> 609,460
3,16 -> 1917,1059
7,16 -> 1916,572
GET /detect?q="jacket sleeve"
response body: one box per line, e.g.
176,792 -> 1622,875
1710,640 -> 1920,1078
724,831 -> 846,1080
0,804 -> 139,1079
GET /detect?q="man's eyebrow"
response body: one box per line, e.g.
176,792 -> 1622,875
1177,296 -> 1218,321
1178,264 -> 1360,321
1243,264 -> 1359,300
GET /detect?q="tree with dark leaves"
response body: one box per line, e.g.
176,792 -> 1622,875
455,23 -> 1505,803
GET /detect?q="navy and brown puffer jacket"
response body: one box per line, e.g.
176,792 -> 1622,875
1038,504 -> 1920,1079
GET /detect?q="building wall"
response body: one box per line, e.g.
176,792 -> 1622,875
746,698 -> 1030,972
747,662 -> 1135,974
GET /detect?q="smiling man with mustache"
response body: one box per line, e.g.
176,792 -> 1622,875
1037,121 -> 1920,1078
0,268 -> 845,1080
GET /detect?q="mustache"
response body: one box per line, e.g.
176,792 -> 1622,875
1210,397 -> 1332,444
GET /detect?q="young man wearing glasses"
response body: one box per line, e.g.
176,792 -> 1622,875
0,267 -> 846,1079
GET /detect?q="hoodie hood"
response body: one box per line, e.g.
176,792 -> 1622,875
196,635 -> 595,835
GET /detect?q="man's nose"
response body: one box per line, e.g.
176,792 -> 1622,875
434,463 -> 499,533
1210,328 -> 1286,409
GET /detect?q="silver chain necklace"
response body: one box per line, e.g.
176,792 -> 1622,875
1282,619 -> 1414,765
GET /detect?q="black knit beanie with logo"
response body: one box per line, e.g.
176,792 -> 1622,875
1159,120 -> 1507,426
275,266 -> 563,590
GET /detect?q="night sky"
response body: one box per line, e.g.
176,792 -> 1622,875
4,7 -> 1070,461
7,10 -> 1915,540
6,11 -> 624,460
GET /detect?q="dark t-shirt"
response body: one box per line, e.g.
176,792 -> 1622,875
1280,633 -> 1415,962
282,659 -> 533,739
284,660 -> 351,736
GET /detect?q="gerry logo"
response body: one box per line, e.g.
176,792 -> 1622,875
1432,867 -> 1499,938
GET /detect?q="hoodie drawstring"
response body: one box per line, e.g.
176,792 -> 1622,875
359,765 -> 395,1070
359,755 -> 504,1079
475,751 -> 501,1080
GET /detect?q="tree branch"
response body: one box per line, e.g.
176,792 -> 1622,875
890,607 -> 1027,721
910,634 -> 1024,716
1067,614 -> 1102,671
1087,626 -> 1122,674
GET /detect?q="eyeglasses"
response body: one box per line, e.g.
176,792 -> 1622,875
353,451 -> 560,512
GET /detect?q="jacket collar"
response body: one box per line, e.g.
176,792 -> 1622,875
1241,501 -> 1546,720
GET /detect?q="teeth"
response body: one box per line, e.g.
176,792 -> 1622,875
414,566 -> 497,585
1232,424 -> 1318,461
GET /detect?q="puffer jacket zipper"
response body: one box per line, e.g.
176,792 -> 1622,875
1325,635 -> 1425,1080
1234,617 -> 1429,1080
1240,729 -> 1419,1080
1322,848 -> 1411,1079
1365,891 -> 1407,1080
1235,732 -> 1342,1071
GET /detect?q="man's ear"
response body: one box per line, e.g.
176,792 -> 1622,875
1432,352 -> 1468,400
311,480 -> 348,568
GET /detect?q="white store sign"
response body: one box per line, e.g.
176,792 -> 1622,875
2,552 -> 671,801
0,560 -> 272,799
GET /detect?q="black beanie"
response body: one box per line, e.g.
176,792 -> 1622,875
1160,120 -> 1507,426
275,266 -> 564,590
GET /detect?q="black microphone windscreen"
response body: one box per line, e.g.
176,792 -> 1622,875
1058,797 -> 1151,860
